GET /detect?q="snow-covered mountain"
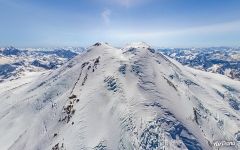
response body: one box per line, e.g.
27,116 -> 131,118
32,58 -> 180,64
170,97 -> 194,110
0,42 -> 239,150
159,47 -> 240,80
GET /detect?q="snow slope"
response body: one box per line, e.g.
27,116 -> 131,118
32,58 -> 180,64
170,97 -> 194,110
0,42 -> 239,150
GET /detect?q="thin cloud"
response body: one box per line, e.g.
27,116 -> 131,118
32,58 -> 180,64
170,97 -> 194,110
101,8 -> 111,25
117,0 -> 135,7
98,0 -> 146,7
108,20 -> 240,38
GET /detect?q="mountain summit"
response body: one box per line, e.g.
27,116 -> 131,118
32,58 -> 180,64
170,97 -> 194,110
0,43 -> 239,150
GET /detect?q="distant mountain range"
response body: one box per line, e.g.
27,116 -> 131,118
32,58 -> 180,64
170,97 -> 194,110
159,47 -> 240,80
0,46 -> 85,82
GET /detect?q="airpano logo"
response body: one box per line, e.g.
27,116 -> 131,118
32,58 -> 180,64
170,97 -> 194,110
213,140 -> 238,148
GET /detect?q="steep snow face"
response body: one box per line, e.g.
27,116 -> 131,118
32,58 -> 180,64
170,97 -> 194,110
0,43 -> 240,150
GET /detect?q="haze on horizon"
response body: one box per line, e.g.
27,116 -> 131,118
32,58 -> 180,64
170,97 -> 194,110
0,0 -> 240,48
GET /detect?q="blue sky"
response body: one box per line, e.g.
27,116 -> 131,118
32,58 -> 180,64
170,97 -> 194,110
0,0 -> 240,47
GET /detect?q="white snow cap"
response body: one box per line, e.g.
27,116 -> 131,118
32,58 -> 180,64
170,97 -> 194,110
92,42 -> 110,47
125,42 -> 151,49
86,42 -> 112,52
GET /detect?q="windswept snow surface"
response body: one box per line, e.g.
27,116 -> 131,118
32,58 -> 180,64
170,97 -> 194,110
0,42 -> 240,150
